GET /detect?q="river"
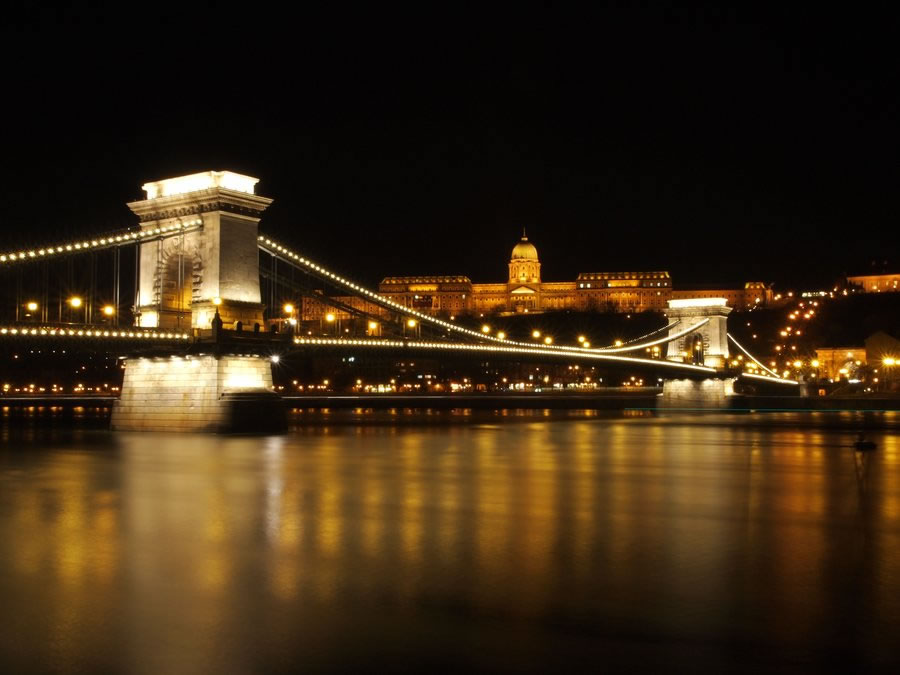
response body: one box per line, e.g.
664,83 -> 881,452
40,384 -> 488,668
1,409 -> 898,672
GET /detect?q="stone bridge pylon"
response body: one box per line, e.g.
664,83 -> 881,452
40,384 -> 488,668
112,171 -> 284,433
665,298 -> 732,368
127,170 -> 272,330
661,297 -> 736,408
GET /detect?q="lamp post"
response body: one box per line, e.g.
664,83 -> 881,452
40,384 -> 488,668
283,303 -> 295,332
68,296 -> 85,324
100,304 -> 116,326
324,312 -> 337,336
885,357 -> 897,391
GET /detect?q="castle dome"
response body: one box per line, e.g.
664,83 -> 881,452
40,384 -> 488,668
511,232 -> 538,260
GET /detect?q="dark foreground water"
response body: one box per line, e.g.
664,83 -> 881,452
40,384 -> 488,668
1,410 -> 899,673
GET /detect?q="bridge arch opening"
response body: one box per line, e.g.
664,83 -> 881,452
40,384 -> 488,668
690,334 -> 705,365
154,240 -> 200,330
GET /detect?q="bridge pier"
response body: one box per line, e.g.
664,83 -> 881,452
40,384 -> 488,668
659,377 -> 738,409
111,355 -> 286,433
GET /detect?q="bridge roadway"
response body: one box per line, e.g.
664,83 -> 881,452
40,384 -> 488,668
0,320 -> 800,385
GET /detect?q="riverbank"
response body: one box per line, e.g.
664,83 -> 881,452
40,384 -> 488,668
2,392 -> 898,413
282,392 -> 900,411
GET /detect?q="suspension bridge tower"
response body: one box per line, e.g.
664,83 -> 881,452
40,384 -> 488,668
127,170 -> 271,330
112,171 -> 284,433
661,298 -> 736,407
664,298 -> 732,368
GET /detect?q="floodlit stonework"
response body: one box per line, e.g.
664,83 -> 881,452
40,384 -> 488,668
659,377 -> 737,408
364,233 -> 771,318
111,355 -> 275,432
665,298 -> 732,368
127,170 -> 272,330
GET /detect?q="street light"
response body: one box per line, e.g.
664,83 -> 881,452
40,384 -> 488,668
102,305 -> 115,317
532,330 -> 541,339
283,303 -> 294,315
67,296 -> 85,324
577,335 -> 585,343
481,324 -> 491,334
405,317 -> 419,338
325,313 -> 336,323
883,357 -> 896,390
497,331 -> 506,340
26,301 -> 38,312
544,336 -> 553,345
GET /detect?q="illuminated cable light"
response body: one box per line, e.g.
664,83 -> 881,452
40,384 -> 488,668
290,336 -> 719,374
0,221 -> 206,266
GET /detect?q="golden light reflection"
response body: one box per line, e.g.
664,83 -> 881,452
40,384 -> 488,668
4,410 -> 900,660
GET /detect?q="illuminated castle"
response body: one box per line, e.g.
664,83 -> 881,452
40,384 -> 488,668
304,232 -> 772,321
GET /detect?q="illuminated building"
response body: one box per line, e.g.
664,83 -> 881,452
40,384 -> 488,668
814,347 -> 866,381
846,273 -> 900,293
671,282 -> 773,309
373,232 -> 772,316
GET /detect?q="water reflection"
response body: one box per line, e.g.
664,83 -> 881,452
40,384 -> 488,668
0,411 -> 899,672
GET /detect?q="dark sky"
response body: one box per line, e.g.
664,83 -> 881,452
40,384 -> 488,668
2,5 -> 898,289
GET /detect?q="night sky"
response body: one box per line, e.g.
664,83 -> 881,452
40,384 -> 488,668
2,5 -> 897,289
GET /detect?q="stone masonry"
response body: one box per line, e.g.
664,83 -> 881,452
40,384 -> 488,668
111,355 -> 273,432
